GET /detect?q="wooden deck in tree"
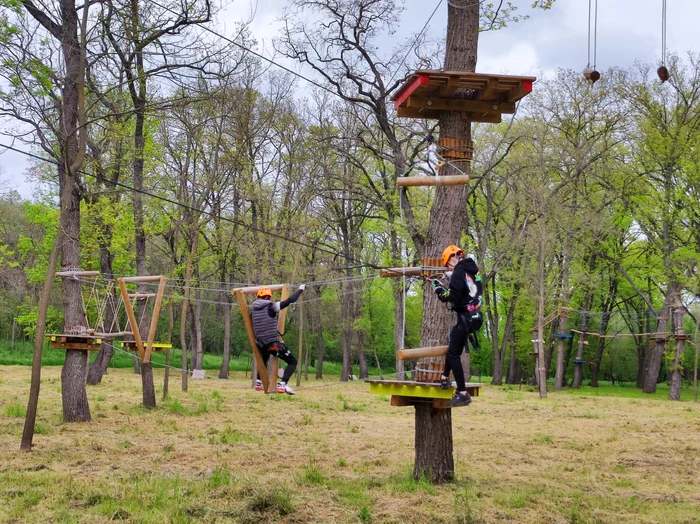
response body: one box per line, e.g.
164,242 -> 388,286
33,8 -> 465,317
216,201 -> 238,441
47,334 -> 102,351
367,379 -> 482,409
392,70 -> 536,122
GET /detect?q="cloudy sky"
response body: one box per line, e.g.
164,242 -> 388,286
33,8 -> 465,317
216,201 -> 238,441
1,0 -> 697,198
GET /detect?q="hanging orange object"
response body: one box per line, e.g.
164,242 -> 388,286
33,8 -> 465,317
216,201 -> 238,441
583,67 -> 601,85
657,66 -> 670,83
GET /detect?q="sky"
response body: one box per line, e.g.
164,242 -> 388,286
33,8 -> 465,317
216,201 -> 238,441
1,0 -> 697,199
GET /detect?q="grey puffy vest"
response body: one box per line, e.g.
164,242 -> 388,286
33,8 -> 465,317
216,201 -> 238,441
251,299 -> 278,345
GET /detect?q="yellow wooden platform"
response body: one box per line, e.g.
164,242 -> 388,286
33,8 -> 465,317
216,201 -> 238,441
366,379 -> 482,409
121,341 -> 172,352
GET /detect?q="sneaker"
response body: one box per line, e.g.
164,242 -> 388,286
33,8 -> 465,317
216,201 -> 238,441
276,382 -> 296,395
439,376 -> 452,390
254,379 -> 262,391
450,392 -> 472,407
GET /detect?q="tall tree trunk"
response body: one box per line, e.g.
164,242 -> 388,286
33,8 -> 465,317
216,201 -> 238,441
644,283 -> 677,393
669,293 -> 686,400
314,286 -> 325,379
413,0 -> 479,484
506,328 -> 519,384
572,310 -> 590,388
219,293 -> 232,379
590,310 -> 611,387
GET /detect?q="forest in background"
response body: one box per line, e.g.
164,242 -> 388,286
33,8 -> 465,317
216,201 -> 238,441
1,0 -> 699,396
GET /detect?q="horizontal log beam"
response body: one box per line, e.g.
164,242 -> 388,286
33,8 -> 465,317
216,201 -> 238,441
118,276 -> 165,283
231,284 -> 288,295
379,267 -> 423,278
397,175 -> 470,187
396,346 -> 448,360
407,96 -> 515,114
55,270 -> 100,278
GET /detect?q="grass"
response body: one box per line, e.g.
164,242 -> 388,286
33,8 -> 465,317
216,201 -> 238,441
1,365 -> 699,523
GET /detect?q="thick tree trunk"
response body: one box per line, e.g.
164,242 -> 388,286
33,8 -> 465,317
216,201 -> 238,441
219,295 -> 232,379
340,280 -> 354,381
572,312 -> 590,388
413,403 -> 453,483
315,290 -> 325,379
669,294 -> 686,400
644,284 -> 676,393
61,173 -> 91,422
554,314 -> 568,390
413,0 -> 478,484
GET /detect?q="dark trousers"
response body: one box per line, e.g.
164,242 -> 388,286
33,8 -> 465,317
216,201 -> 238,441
443,313 -> 471,391
258,341 -> 297,384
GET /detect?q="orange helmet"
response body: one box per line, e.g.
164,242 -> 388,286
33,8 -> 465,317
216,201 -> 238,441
256,287 -> 272,298
441,245 -> 464,267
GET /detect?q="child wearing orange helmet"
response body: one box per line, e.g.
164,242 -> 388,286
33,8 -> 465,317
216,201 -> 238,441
433,245 -> 483,407
251,284 -> 306,394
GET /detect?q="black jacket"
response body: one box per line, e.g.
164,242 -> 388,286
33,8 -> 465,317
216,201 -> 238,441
440,258 -> 481,313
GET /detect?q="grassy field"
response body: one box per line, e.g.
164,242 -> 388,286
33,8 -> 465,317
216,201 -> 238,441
1,366 -> 699,523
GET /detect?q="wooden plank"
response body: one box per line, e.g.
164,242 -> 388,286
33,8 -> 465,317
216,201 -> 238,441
393,73 -> 431,109
397,175 -> 470,187
396,106 -> 441,120
50,341 -> 101,351
438,75 -> 462,96
506,80 -> 534,103
235,290 -> 269,393
128,293 -> 156,299
396,346 -> 448,360
117,278 -> 146,362
368,381 -> 454,399
407,96 -> 515,114
144,277 -> 166,363
390,395 -> 412,407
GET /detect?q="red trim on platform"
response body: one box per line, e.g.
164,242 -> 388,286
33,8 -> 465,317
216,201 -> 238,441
522,80 -> 533,93
393,74 -> 430,110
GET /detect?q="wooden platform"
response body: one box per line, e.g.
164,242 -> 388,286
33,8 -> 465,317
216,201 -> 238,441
121,341 -> 172,352
47,334 -> 102,351
366,379 -> 482,409
392,70 -> 536,123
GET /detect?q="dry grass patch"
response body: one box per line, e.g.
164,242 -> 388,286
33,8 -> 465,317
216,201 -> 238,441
0,365 -> 699,522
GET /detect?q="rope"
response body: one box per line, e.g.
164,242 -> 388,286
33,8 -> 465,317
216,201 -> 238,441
661,0 -> 667,66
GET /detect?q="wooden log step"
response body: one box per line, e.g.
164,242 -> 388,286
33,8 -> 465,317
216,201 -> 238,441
397,175 -> 470,187
397,346 -> 448,360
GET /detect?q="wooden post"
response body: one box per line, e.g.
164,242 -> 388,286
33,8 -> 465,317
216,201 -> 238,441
143,277 -> 166,363
296,298 -> 303,388
117,278 -> 145,362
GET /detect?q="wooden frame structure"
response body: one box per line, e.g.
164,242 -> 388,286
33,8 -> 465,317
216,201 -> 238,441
232,284 -> 290,394
117,276 -> 167,363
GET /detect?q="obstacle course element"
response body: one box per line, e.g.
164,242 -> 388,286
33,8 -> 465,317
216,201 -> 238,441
392,70 -> 535,123
117,276 -> 167,364
367,380 -> 481,409
232,284 -> 291,394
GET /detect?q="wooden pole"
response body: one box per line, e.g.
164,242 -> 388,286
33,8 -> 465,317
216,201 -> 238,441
296,299 -> 304,387
143,277 -> 166,363
397,346 -> 448,360
397,174 -> 470,187
117,278 -> 145,361
21,230 -> 61,451
693,319 -> 699,403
